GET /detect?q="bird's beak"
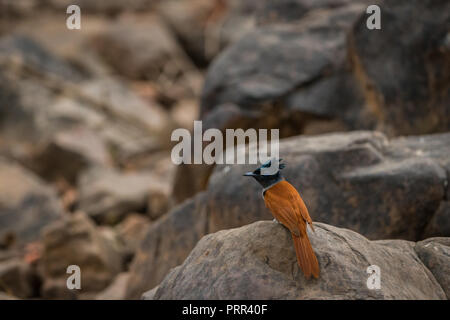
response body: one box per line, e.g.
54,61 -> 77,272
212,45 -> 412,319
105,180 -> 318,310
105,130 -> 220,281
243,172 -> 255,177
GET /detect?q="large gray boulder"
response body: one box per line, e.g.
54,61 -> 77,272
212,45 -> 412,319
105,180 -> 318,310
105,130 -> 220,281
126,131 -> 449,298
201,4 -> 366,126
145,221 -> 448,299
349,0 -> 450,136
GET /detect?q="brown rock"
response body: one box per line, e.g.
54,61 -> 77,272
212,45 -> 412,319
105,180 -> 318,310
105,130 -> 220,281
201,4 -> 367,125
146,221 -> 446,299
0,35 -> 169,170
415,238 -> 450,299
30,126 -> 112,184
423,202 -> 450,239
91,14 -> 201,101
348,0 -> 450,135
116,214 -> 151,255
77,168 -> 171,225
95,272 -> 130,300
0,158 -> 65,247
39,212 -> 123,299
126,193 -> 209,299
0,258 -> 34,298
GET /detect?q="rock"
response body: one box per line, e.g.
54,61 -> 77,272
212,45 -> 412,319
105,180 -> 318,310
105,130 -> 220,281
415,238 -> 450,299
0,34 -> 84,82
91,14 -> 201,101
121,152 -> 176,184
423,202 -> 450,239
201,4 -> 366,126
203,131 -> 448,242
141,286 -> 158,300
30,126 -> 112,184
77,78 -> 171,138
173,4 -> 369,202
171,103 -> 259,203
187,0 -> 449,202
95,272 -> 130,300
126,193 -> 209,299
145,221 -> 446,299
40,278 -> 76,300
77,168 -> 170,225
256,0 -> 363,25
170,99 -> 199,130
0,158 -> 65,247
348,0 -> 450,135
116,214 -> 151,256
39,212 -> 123,299
0,34 -> 171,175
0,0 -> 38,22
157,0 -> 218,67
0,259 -> 34,298
126,131 -> 449,298
0,35 -> 83,153
160,0 -> 305,67
9,13 -> 110,76
157,0 -> 259,66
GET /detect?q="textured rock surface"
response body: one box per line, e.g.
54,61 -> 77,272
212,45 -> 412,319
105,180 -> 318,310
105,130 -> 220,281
201,4 -> 366,126
145,221 -> 447,299
95,272 -> 130,300
126,193 -> 209,299
116,214 -> 151,258
77,168 -> 170,225
415,238 -> 450,299
38,212 -> 123,298
174,4 -> 370,202
30,126 -> 112,184
0,258 -> 35,298
349,0 -> 450,135
126,131 -> 449,298
91,15 -> 201,101
0,159 -> 65,247
0,34 -> 170,170
174,0 -> 450,202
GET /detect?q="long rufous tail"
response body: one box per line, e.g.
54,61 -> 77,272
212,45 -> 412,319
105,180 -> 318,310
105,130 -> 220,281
291,233 -> 319,279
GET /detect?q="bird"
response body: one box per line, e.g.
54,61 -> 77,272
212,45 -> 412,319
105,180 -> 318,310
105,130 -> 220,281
244,159 -> 319,279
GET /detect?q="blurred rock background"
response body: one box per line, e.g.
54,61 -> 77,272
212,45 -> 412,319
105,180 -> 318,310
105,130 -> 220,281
0,0 -> 448,299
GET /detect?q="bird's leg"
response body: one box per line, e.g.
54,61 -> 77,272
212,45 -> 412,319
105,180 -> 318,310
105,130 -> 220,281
272,218 -> 281,224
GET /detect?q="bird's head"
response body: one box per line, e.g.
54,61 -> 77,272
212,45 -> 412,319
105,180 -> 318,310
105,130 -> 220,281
243,158 -> 285,188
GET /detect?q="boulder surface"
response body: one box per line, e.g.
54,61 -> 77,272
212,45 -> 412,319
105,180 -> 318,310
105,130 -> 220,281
145,221 -> 448,299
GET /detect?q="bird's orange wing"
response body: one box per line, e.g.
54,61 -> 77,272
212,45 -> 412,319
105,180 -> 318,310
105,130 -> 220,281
264,180 -> 314,234
284,182 -> 315,232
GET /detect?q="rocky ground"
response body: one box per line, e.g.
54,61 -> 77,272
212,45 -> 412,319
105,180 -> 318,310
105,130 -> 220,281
0,0 -> 449,300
